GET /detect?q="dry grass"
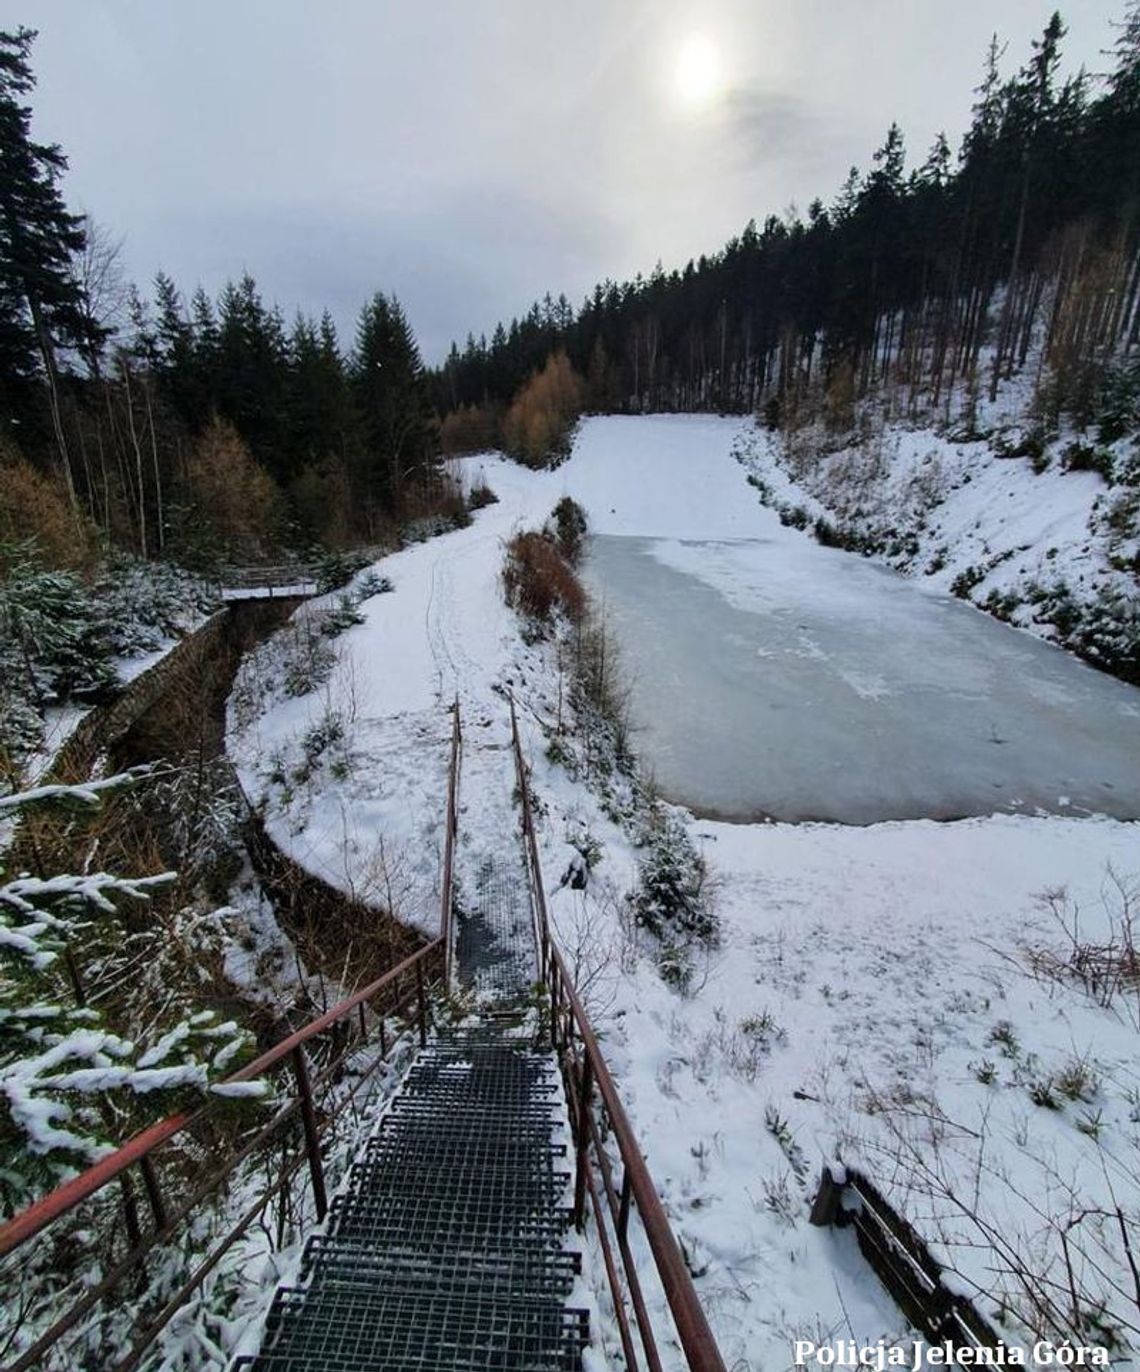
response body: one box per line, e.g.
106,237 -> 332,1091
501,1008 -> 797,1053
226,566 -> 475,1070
1023,874 -> 1140,1027
0,443 -> 94,571
501,530 -> 585,624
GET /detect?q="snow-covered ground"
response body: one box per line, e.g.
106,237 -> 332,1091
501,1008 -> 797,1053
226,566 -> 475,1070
229,416 -> 1140,1367
733,378 -> 1139,674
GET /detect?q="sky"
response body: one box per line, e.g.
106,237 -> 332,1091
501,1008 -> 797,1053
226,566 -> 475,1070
5,0 -> 1127,364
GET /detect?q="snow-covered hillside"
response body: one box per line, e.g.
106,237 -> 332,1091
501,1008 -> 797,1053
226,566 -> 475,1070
734,400 -> 1139,680
229,416 -> 1140,1367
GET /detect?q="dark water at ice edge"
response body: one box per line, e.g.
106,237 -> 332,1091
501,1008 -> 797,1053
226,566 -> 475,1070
582,535 -> 1140,826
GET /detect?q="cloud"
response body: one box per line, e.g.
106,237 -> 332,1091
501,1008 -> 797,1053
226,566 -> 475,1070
128,185 -> 615,363
723,87 -> 831,169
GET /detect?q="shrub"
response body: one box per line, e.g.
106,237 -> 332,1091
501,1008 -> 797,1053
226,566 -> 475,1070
0,772 -> 259,1209
282,630 -> 337,697
1096,358 -> 1140,445
297,709 -> 346,780
1103,488 -> 1139,541
950,565 -> 985,599
501,531 -> 585,625
995,429 -> 1045,464
982,587 -> 1022,622
320,594 -> 366,637
467,481 -> 499,511
315,549 -> 373,592
549,497 -> 588,564
502,352 -> 584,468
92,556 -> 218,656
0,445 -> 94,571
355,570 -> 393,601
630,811 -> 718,945
1061,442 -> 1114,482
440,403 -> 501,456
0,542 -> 117,706
185,418 -> 282,562
779,504 -> 811,531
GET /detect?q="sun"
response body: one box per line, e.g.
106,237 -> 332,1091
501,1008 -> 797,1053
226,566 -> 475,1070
674,33 -> 723,111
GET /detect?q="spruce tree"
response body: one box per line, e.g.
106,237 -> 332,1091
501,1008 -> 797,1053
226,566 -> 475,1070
0,33 -> 91,371
352,293 -> 433,505
0,28 -> 93,477
0,770 -> 262,1210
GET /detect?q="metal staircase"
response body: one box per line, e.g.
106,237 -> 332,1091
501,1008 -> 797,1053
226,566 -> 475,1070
235,854 -> 589,1371
0,699 -> 726,1372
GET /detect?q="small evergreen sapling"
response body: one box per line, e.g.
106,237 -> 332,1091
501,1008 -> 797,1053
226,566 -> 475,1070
0,540 -> 117,709
0,770 -> 264,1212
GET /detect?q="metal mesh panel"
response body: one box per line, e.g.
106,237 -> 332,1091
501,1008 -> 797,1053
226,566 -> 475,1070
456,857 -> 535,999
237,858 -> 588,1371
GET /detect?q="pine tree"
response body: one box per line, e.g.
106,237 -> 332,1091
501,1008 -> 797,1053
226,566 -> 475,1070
214,273 -> 289,471
352,293 -> 433,505
0,28 -> 93,501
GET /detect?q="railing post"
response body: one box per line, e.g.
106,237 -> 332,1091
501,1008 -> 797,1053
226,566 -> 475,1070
416,961 -> 428,1048
139,1157 -> 168,1232
618,1168 -> 632,1240
292,1047 -> 328,1223
573,1056 -> 594,1231
441,697 -> 460,991
549,961 -> 560,1051
809,1165 -> 845,1227
119,1173 -> 143,1249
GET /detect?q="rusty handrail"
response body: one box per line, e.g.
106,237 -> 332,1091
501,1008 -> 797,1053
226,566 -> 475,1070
0,937 -> 442,1263
441,695 -> 462,987
508,695 -> 727,1372
0,700 -> 464,1369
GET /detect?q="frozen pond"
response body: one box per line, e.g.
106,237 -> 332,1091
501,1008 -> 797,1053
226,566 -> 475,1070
583,534 -> 1140,824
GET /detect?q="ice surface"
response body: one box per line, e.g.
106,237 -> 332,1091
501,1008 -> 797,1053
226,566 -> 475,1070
584,532 -> 1140,823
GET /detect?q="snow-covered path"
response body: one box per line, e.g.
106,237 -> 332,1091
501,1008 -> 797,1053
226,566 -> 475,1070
229,417 -> 1140,1368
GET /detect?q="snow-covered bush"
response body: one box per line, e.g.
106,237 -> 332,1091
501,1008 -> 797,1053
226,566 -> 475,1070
0,541 -> 118,709
91,555 -> 218,657
0,772 -> 263,1211
1096,357 -> 1140,446
320,593 -> 366,638
314,548 -> 373,593
0,542 -> 221,782
630,809 -> 719,951
283,630 -> 337,698
146,755 -> 246,895
402,512 -> 464,544
354,569 -> 393,602
1024,580 -> 1140,682
467,480 -> 498,511
547,496 -> 588,565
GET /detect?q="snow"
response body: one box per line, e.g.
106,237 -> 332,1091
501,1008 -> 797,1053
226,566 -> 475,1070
0,768 -> 153,815
220,583 -> 316,602
732,377 -> 1138,665
1,869 -> 176,917
227,416 -> 1140,1365
208,1080 -> 272,1100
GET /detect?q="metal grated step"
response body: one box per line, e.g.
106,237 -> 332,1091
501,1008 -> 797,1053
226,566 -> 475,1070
236,849 -> 589,1371
240,1283 -> 588,1371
